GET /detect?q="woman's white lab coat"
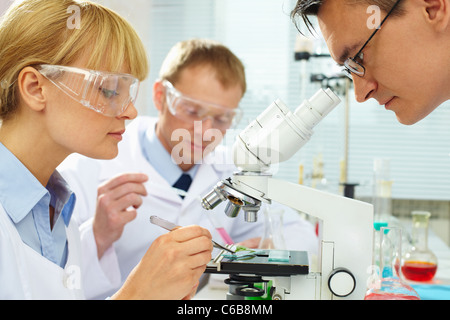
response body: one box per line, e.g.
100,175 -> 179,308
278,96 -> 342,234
0,205 -> 84,299
59,116 -> 318,299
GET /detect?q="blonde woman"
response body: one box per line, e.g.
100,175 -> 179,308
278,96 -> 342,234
0,0 -> 212,299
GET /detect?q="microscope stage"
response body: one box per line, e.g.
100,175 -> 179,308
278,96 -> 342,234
206,250 -> 309,276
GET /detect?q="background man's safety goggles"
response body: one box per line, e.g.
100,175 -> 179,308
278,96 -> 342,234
37,64 -> 140,117
162,80 -> 242,130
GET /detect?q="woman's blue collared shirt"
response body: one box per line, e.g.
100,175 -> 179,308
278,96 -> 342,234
0,142 -> 75,267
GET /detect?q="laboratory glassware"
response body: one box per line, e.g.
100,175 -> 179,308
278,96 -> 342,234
372,221 -> 388,268
373,158 -> 393,223
258,207 -> 286,250
365,227 -> 420,300
402,211 -> 438,282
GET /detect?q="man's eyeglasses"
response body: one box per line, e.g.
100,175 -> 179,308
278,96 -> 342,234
37,64 -> 140,117
162,80 -> 242,130
343,0 -> 402,79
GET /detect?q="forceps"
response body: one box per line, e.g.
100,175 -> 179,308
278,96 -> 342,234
150,215 -> 235,254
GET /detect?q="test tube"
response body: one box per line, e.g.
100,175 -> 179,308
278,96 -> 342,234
373,158 -> 393,221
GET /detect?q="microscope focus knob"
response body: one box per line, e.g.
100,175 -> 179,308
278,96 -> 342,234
328,268 -> 356,298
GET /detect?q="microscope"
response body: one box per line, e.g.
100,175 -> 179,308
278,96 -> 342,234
201,89 -> 373,300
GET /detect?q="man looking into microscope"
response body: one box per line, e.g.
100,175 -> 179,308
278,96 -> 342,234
291,0 -> 450,125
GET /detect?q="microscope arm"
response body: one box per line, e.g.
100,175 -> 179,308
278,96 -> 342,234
234,174 -> 373,299
202,87 -> 373,299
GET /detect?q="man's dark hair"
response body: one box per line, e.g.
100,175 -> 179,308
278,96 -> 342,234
291,0 -> 405,35
290,0 -> 323,34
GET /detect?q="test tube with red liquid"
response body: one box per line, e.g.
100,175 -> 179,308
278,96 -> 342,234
207,212 -> 233,245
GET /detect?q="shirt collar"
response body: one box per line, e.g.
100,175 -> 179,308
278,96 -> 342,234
46,170 -> 76,226
0,142 -> 75,225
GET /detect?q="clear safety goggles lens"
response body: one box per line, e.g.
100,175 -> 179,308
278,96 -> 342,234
37,64 -> 140,117
163,80 -> 242,130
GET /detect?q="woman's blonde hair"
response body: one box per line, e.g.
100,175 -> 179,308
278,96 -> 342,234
159,39 -> 246,96
0,0 -> 149,120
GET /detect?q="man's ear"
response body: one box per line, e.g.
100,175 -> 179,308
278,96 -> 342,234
153,80 -> 166,112
17,67 -> 47,112
423,0 -> 450,32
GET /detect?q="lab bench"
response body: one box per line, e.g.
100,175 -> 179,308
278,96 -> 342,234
194,221 -> 450,300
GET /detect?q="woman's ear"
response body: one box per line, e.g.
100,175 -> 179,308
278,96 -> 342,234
153,80 -> 166,112
17,67 -> 47,112
423,0 -> 450,32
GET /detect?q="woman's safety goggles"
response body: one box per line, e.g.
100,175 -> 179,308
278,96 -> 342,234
162,80 -> 242,130
37,64 -> 140,117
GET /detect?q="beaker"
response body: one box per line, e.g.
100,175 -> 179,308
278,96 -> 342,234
402,211 -> 438,282
258,207 -> 286,250
365,227 -> 420,300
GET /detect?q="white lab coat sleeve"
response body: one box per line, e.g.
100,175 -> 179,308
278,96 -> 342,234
58,155 -> 122,299
0,218 -> 25,299
78,218 -> 121,299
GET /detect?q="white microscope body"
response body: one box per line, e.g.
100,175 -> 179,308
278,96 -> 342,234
202,89 -> 373,300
